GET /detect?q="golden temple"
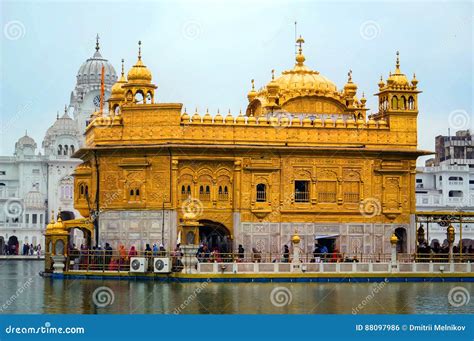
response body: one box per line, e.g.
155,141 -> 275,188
46,36 -> 427,258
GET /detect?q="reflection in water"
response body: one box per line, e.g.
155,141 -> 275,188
1,261 -> 472,314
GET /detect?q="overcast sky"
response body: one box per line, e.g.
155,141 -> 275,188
1,0 -> 472,165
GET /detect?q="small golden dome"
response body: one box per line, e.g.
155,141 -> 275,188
390,233 -> 399,245
236,110 -> 245,123
386,51 -> 409,86
111,59 -> 127,97
247,79 -> 257,102
378,75 -> 385,88
214,110 -> 224,123
247,115 -> 256,124
181,108 -> 190,122
192,109 -> 201,123
203,110 -> 212,123
225,110 -> 234,124
53,209 -> 64,229
127,41 -> 152,84
344,70 -> 357,92
291,231 -> 301,244
411,73 -> 418,87
360,92 -> 367,105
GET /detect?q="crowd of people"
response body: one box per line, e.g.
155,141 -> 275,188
3,243 -> 41,257
67,242 -> 183,271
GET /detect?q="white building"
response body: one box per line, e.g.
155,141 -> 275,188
0,37 -> 117,254
416,130 -> 474,246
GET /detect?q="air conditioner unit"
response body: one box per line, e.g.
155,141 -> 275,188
130,257 -> 148,273
153,257 -> 171,273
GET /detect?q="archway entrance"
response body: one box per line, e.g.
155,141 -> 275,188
198,220 -> 232,253
7,236 -> 19,255
395,227 -> 407,253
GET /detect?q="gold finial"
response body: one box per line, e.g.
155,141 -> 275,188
271,69 -> 275,80
194,107 -> 198,113
121,58 -> 125,77
251,79 -> 255,90
362,91 -> 365,97
51,210 -> 55,223
95,34 -> 100,52
296,34 -> 305,54
184,107 -> 187,113
228,109 -> 231,115
348,69 -> 353,82
396,51 -> 400,69
138,40 -> 142,60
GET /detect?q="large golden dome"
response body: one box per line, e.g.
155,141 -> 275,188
247,36 -> 346,116
127,41 -> 152,84
272,37 -> 338,95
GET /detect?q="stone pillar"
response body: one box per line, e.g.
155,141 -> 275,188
52,255 -> 66,274
390,233 -> 398,272
180,216 -> 201,274
291,231 -> 302,273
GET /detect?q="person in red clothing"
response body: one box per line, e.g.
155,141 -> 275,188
128,245 -> 138,258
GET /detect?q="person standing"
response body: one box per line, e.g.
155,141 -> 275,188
283,245 -> 290,263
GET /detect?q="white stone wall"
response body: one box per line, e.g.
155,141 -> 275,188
235,221 -> 412,255
98,210 -> 177,251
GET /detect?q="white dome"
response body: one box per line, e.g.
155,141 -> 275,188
44,111 -> 79,139
25,191 -> 45,209
15,134 -> 36,149
76,48 -> 117,87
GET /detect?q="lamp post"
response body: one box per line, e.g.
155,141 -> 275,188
390,233 -> 398,270
291,230 -> 301,272
447,224 -> 455,263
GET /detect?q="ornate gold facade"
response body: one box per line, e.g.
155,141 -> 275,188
73,38 -> 427,255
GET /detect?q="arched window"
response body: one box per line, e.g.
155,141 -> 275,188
400,96 -> 407,110
218,185 -> 229,201
408,96 -> 415,110
256,183 -> 266,202
57,145 -> 62,155
63,145 -> 68,155
70,145 -> 75,155
146,92 -> 153,104
199,185 -> 210,201
134,91 -> 144,104
129,187 -> 141,201
391,96 -> 398,110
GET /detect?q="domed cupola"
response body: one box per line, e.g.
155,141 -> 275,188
109,59 -> 128,113
76,35 -> 117,87
25,190 -> 45,210
386,51 -> 409,87
246,35 -> 343,117
15,132 -> 37,157
122,41 -> 157,105
42,106 -> 81,157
